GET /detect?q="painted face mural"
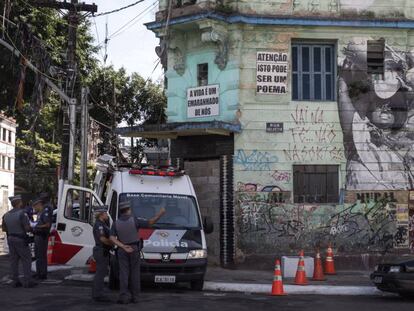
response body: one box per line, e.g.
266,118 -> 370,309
339,38 -> 414,190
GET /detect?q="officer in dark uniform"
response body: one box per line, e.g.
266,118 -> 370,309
24,201 -> 34,222
40,192 -> 54,223
32,197 -> 51,280
92,205 -> 113,302
1,195 -> 37,288
110,201 -> 165,304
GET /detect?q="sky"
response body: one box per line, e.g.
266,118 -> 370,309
90,0 -> 162,81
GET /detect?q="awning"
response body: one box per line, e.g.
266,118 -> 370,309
115,121 -> 241,139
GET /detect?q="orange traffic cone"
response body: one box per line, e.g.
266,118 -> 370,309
271,259 -> 287,296
312,249 -> 326,281
89,258 -> 96,273
324,244 -> 336,275
294,250 -> 308,285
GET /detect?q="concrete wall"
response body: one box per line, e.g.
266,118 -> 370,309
184,159 -> 221,265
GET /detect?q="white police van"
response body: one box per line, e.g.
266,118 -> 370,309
52,156 -> 213,290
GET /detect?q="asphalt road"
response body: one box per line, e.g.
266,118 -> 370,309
0,251 -> 413,311
0,279 -> 413,311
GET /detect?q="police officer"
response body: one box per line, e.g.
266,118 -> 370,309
39,192 -> 54,223
92,205 -> 113,302
24,201 -> 34,222
1,195 -> 37,288
110,201 -> 165,304
32,197 -> 51,280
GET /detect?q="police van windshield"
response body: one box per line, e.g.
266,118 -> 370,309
119,193 -> 201,229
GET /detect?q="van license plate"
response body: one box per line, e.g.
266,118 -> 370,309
373,276 -> 382,284
155,276 -> 176,283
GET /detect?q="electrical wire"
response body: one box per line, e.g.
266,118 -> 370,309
90,0 -> 158,62
89,116 -> 112,130
107,1 -> 158,40
2,27 -> 62,84
92,16 -> 106,62
94,0 -> 146,17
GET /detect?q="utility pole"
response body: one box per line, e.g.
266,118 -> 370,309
112,79 -> 117,156
31,1 -> 97,183
80,87 -> 89,188
65,0 -> 78,183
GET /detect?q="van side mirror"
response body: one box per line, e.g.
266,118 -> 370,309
203,216 -> 214,234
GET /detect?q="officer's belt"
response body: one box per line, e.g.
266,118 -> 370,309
8,233 -> 27,239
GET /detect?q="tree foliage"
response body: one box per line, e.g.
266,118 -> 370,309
0,0 -> 97,116
88,66 -> 166,160
0,1 -> 166,194
15,130 -> 61,194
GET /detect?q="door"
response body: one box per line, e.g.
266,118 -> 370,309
55,185 -> 105,266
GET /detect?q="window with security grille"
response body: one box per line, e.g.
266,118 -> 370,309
367,39 -> 385,80
293,165 -> 339,203
292,43 -> 335,101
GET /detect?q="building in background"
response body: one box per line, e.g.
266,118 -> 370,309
117,0 -> 414,269
0,113 -> 16,221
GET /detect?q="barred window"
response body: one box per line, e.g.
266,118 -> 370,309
293,165 -> 339,203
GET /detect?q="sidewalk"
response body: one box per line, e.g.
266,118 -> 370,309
64,265 -> 383,296
203,266 -> 383,296
205,266 -> 373,286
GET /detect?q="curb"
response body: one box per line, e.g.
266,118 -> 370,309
65,273 -> 109,283
204,282 -> 387,296
64,273 -> 387,296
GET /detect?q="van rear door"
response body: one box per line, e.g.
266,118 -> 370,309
54,185 -> 105,266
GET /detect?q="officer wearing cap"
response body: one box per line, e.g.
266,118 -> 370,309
92,205 -> 113,302
32,197 -> 51,280
1,195 -> 37,288
110,200 -> 165,304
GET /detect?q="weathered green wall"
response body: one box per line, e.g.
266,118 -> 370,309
233,25 -> 414,259
228,0 -> 413,18
158,0 -> 414,262
159,0 -> 414,19
166,29 -> 240,122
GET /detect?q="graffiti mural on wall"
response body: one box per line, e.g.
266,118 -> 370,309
234,149 -> 278,171
271,170 -> 291,183
236,191 -> 407,254
283,105 -> 344,162
339,39 -> 414,190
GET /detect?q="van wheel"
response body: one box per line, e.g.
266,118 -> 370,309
190,279 -> 204,291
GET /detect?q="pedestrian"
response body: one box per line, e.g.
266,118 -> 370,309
92,205 -> 113,302
32,197 -> 51,280
110,201 -> 166,304
1,195 -> 37,288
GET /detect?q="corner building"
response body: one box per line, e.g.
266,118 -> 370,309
139,0 -> 414,269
